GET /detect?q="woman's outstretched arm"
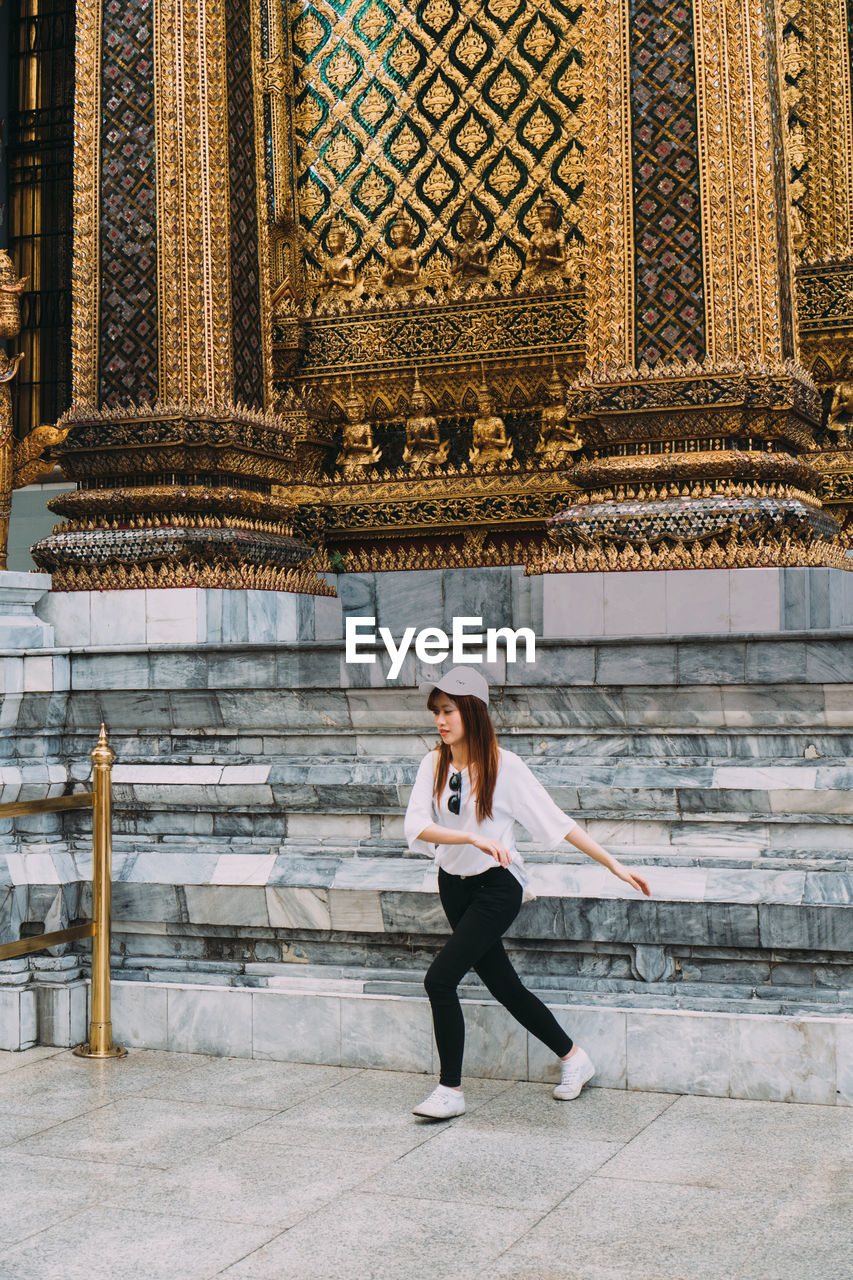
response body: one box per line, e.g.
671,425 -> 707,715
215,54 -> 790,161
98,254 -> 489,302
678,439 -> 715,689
565,826 -> 651,897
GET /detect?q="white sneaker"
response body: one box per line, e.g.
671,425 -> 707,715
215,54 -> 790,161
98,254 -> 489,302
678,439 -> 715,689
412,1085 -> 466,1119
553,1046 -> 595,1100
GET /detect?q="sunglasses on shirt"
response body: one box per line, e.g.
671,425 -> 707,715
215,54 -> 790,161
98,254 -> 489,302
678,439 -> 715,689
448,769 -> 462,815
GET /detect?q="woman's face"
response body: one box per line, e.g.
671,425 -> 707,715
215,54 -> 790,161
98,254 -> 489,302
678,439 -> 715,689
431,694 -> 465,747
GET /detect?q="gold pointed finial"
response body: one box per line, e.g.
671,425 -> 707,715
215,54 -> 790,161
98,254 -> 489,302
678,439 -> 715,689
90,723 -> 115,768
345,374 -> 364,416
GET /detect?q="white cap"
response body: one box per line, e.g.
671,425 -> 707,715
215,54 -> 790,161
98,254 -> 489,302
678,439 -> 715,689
418,665 -> 489,705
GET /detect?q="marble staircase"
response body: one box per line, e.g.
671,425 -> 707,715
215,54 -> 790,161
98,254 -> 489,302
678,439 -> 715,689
2,571 -> 853,1103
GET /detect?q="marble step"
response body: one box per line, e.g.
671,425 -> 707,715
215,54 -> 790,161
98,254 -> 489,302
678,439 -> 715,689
95,975 -> 853,1106
28,728 -> 853,753
7,774 -> 852,843
5,853 -> 849,948
106,956 -> 853,1016
10,673 -> 853,747
5,848 -> 852,899
105,833 -> 852,868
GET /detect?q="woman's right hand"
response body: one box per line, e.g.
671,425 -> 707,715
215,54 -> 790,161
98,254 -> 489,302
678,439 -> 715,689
468,834 -> 513,868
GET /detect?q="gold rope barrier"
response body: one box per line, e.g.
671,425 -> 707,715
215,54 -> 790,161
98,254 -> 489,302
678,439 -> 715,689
0,726 -> 125,1059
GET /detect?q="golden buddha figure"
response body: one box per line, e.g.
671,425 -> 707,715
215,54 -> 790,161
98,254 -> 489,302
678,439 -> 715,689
318,220 -> 363,301
0,352 -> 24,570
523,193 -> 567,283
0,251 -> 27,566
450,197 -> 489,281
470,371 -> 513,464
381,209 -> 421,292
0,250 -> 28,340
336,379 -> 381,474
826,381 -> 853,446
0,254 -> 68,567
403,371 -> 449,465
536,360 -> 584,459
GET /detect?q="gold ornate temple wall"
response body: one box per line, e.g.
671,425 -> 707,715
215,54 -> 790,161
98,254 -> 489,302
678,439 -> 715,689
538,0 -> 845,573
787,0 -> 853,532
6,0 -> 853,583
25,0 -> 323,590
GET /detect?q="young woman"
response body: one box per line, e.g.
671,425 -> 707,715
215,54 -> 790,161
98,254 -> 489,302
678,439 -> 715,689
404,666 -> 651,1119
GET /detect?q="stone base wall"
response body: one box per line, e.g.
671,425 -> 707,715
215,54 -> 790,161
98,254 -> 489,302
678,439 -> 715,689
107,978 -> 853,1105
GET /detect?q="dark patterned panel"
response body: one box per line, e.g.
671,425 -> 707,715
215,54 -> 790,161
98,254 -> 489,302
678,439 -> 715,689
226,0 -> 265,408
98,0 -> 158,406
288,0 -> 584,292
798,262 -> 853,330
295,292 -> 584,372
628,0 -> 705,364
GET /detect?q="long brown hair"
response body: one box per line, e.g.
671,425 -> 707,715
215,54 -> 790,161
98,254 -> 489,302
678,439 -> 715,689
427,689 -> 499,822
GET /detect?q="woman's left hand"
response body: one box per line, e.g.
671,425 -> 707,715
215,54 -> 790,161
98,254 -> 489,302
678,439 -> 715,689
610,863 -> 651,896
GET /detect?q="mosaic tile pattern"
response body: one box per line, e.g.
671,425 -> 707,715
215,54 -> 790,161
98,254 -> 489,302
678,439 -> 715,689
226,0 -> 265,407
98,0 -> 158,406
628,0 -> 705,364
289,0 -> 584,288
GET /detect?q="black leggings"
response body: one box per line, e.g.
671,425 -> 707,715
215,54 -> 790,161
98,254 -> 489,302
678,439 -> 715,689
424,865 -> 573,1087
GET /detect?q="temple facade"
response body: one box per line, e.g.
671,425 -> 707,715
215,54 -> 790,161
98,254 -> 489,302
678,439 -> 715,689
2,0 -> 853,578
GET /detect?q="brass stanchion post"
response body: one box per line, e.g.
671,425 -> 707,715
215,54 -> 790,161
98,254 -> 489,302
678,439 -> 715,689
74,725 -> 126,1058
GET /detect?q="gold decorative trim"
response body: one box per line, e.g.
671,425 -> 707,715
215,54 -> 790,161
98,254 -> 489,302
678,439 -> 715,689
251,5 -> 275,408
692,0 -> 715,362
202,0 -> 233,398
788,0 -> 853,263
317,533 -> 543,574
49,560 -> 336,594
535,535 -> 850,573
262,0 -> 304,315
154,0 -> 182,401
154,0 -> 233,402
584,0 -> 634,376
71,0 -> 102,406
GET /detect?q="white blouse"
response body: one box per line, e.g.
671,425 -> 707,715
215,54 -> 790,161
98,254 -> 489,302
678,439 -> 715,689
403,746 -> 577,891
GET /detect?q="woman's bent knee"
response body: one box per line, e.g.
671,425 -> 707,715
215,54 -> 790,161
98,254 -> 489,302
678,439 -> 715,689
424,962 -> 454,1003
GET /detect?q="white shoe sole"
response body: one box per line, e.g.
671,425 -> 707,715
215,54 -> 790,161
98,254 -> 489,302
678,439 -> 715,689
412,1104 -> 466,1119
553,1063 -> 595,1100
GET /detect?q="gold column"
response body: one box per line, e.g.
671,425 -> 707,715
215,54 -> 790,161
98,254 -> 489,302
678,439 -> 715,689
584,0 -> 635,378
70,0 -> 102,408
783,0 -> 853,267
585,0 -> 797,374
782,0 -> 853,535
32,0 -> 325,590
154,0 -> 234,404
260,0 -> 306,379
694,0 -> 795,363
547,0 -> 844,572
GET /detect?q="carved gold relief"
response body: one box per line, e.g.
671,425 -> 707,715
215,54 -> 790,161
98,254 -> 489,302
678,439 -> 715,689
470,397 -> 513,465
153,0 -> 233,404
780,0 -> 853,267
260,53 -> 294,96
422,77 -> 455,119
1,266 -> 71,567
70,0 -> 102,406
58,0 -> 853,582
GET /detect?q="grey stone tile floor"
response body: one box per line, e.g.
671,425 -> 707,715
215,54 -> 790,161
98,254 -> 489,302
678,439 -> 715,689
0,1047 -> 851,1280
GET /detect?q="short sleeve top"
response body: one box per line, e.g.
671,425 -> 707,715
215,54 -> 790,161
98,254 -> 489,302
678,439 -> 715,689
403,747 -> 576,888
